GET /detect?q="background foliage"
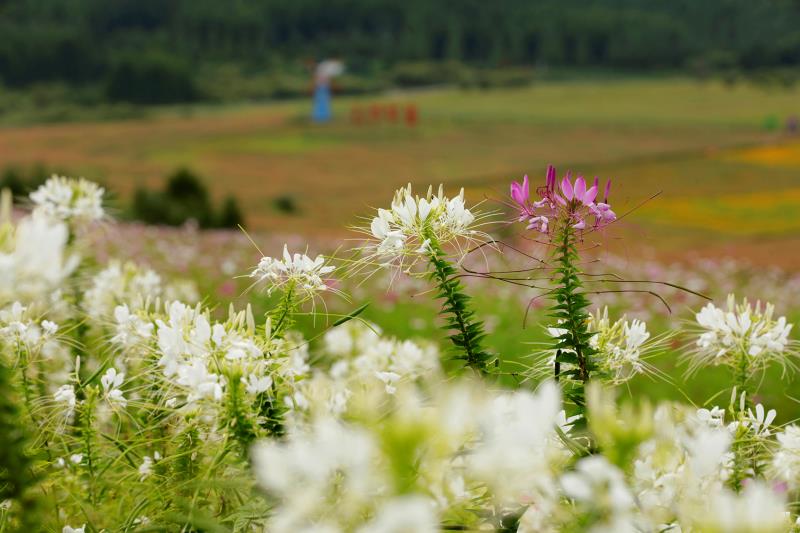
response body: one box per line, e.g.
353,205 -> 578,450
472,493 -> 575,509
2,0 -> 800,103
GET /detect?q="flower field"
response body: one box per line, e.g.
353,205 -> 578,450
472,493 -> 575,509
1,166 -> 799,533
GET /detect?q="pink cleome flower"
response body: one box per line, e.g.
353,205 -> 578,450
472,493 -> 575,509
510,165 -> 616,235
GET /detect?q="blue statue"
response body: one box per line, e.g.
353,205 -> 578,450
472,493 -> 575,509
312,60 -> 343,123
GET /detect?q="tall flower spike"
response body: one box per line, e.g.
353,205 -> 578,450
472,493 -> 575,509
356,184 -> 495,374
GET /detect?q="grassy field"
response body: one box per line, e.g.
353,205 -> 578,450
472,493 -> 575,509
2,77 -> 800,263
4,77 -> 799,417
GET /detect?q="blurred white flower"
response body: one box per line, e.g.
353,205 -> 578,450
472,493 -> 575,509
771,425 -> 800,488
41,319 -> 58,336
111,304 -> 154,348
139,455 -> 156,480
357,496 -> 438,533
30,175 -> 104,224
252,417 -> 381,532
100,367 -> 127,408
84,262 -> 162,320
684,481 -> 789,532
242,373 -> 273,395
468,381 -> 563,506
54,384 -> 76,419
562,456 -> 635,510
695,406 -> 726,428
0,212 -> 77,303
62,525 -> 86,533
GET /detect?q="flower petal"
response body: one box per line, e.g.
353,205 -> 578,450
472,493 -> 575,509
583,185 -> 597,205
574,176 -> 586,202
561,174 -> 573,201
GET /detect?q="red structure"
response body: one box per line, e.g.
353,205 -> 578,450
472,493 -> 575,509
349,102 -> 419,127
385,104 -> 399,123
404,104 -> 418,127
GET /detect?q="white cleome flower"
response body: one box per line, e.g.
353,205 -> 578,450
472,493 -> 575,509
0,212 -> 77,303
100,367 -> 127,408
30,175 -> 105,224
138,455 -> 156,480
83,262 -> 163,321
547,308 -> 658,384
241,373 -> 273,395
561,456 -> 636,517
111,304 -> 154,348
771,424 -> 800,489
358,184 -> 491,273
683,480 -> 790,533
356,496 -> 439,533
689,294 -> 795,374
250,245 -> 335,300
588,307 -> 653,383
54,384 -> 76,419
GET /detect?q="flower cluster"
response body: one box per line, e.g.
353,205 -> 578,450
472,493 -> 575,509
253,380 -> 569,532
689,294 -> 796,375
0,210 -> 76,304
588,307 -> 656,383
83,261 -> 165,320
30,175 -> 105,225
250,244 -> 335,300
546,307 -> 658,384
510,165 -> 616,235
363,184 -> 487,271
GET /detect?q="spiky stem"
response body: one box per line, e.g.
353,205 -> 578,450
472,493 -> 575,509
424,233 -> 493,375
78,387 -> 98,505
224,372 -> 257,452
734,350 -> 752,404
0,358 -> 40,530
255,284 -> 298,439
270,284 -> 297,340
549,223 -> 597,414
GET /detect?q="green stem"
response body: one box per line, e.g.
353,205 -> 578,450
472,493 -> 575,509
550,223 -> 596,413
79,390 -> 97,505
424,234 -> 493,375
225,374 -> 256,452
734,349 -> 751,403
270,284 -> 296,340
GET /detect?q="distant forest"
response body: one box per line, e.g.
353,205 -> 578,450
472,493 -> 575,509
2,0 -> 800,103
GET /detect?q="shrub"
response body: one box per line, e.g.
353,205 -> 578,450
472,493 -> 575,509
217,195 -> 245,228
130,168 -> 245,229
1,164 -> 58,197
272,194 -> 298,215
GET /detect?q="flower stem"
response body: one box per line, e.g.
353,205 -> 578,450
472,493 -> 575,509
734,349 -> 751,402
78,389 -> 98,505
424,234 -> 493,375
270,283 -> 297,340
550,223 -> 596,413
